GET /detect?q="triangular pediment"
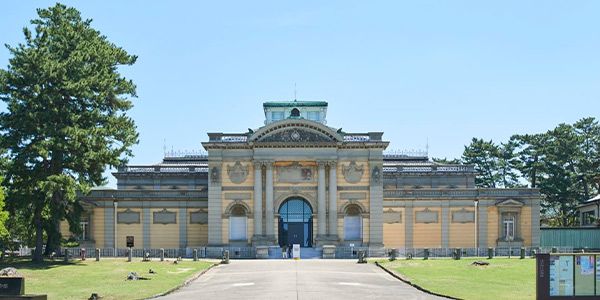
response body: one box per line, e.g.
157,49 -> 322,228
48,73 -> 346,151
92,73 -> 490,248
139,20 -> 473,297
249,119 -> 342,143
495,199 -> 523,207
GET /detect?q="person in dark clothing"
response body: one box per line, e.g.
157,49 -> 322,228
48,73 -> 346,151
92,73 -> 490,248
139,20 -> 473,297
287,244 -> 292,258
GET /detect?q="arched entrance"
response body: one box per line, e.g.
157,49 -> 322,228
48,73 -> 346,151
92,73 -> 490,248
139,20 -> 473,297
278,198 -> 313,247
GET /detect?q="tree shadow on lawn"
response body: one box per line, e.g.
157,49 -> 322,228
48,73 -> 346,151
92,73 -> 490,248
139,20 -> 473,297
0,257 -> 87,270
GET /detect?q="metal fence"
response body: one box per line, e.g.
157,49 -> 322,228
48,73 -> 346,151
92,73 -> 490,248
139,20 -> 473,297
15,246 -> 576,260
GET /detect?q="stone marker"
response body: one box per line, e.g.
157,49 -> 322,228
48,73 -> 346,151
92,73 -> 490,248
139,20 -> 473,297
322,245 -> 335,259
88,293 -> 101,300
424,248 -> 429,260
221,250 -> 229,264
127,248 -> 132,262
193,249 -> 198,261
470,261 -> 489,266
96,248 -> 100,261
125,272 -> 150,281
160,248 -> 164,262
0,267 -> 20,277
488,247 -> 493,259
0,274 -> 47,299
64,249 -> 69,262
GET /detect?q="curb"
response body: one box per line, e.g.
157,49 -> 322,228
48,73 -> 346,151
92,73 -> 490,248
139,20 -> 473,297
374,261 -> 461,300
142,262 -> 219,299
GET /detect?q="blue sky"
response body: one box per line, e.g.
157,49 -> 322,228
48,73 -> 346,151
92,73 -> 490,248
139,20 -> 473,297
1,1 -> 599,188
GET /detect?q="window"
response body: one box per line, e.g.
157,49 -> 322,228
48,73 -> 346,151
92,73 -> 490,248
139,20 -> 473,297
229,206 -> 247,240
344,205 -> 362,239
307,111 -> 319,121
503,216 -> 515,238
272,112 -> 284,121
291,108 -> 300,117
79,216 -> 90,241
582,211 -> 596,226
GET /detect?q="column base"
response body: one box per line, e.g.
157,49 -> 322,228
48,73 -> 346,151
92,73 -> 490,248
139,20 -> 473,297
251,235 -> 277,246
315,235 -> 340,247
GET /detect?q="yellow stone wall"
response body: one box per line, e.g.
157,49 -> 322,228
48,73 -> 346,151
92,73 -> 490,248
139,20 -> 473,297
487,206 -> 499,246
362,217 -> 370,244
382,208 -> 405,248
149,208 -> 179,248
449,208 -> 476,248
59,220 -> 71,238
94,208 -> 105,248
116,208 -> 143,249
413,207 -> 442,248
521,206 -> 532,247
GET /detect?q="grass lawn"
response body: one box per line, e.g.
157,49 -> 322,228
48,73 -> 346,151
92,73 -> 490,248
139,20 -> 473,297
0,258 -> 214,300
375,257 -> 536,300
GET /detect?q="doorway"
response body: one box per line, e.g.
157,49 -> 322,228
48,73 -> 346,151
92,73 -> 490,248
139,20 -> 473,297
278,198 -> 313,247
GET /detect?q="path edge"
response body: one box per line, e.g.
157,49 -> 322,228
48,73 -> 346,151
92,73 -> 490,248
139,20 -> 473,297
142,262 -> 219,299
374,261 -> 461,300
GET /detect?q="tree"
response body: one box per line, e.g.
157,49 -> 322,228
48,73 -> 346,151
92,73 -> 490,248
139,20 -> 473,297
0,3 -> 138,262
432,157 -> 461,164
462,138 -> 501,188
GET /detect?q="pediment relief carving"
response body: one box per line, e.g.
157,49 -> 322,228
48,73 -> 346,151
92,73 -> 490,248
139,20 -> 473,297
249,120 -> 343,143
495,199 -> 523,207
257,128 -> 336,143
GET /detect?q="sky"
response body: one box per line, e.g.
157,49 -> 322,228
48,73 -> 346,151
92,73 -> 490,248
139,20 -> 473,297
1,1 -> 599,188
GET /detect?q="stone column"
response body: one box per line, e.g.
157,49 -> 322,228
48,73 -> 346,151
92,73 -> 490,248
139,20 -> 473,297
317,161 -> 327,236
253,161 -> 263,237
328,161 -> 338,236
265,162 -> 274,237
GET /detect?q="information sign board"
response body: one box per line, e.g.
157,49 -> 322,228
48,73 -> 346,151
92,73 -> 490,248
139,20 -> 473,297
537,253 -> 598,299
293,244 -> 300,259
126,236 -> 134,248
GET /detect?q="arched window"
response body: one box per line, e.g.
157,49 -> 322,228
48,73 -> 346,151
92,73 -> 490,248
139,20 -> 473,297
291,108 -> 300,117
344,205 -> 363,240
229,205 -> 248,240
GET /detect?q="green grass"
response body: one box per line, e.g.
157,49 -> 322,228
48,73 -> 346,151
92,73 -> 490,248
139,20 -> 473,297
375,257 -> 536,300
0,258 -> 214,300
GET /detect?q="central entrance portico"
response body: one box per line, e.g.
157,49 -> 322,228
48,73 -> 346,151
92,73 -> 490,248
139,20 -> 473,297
278,198 -> 313,247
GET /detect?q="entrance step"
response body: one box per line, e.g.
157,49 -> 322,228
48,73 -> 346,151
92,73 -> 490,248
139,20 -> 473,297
265,247 -> 323,259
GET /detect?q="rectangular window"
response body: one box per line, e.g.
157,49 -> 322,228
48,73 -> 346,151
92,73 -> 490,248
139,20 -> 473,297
503,216 -> 514,238
272,112 -> 284,121
582,211 -> 596,226
229,217 -> 247,240
79,217 -> 90,241
344,216 -> 362,239
307,111 -> 319,121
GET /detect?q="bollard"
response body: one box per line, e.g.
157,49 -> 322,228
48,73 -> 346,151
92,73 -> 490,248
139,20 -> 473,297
357,251 -> 366,264
389,249 -> 396,261
128,248 -> 132,262
193,249 -> 198,261
81,248 -> 86,261
96,248 -> 100,261
160,248 -> 165,261
551,247 -> 557,254
221,250 -> 229,264
64,249 -> 69,262
488,248 -> 493,259
520,247 -> 525,259
424,248 -> 429,260
454,248 -> 461,260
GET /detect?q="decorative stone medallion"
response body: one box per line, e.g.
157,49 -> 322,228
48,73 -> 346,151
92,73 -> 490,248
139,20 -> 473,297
371,166 -> 382,185
342,161 -> 364,183
210,167 -> 219,185
153,208 -> 177,224
227,162 -> 249,184
117,208 -> 140,224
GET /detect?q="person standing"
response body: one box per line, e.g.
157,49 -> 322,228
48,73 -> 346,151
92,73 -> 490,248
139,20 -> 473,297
282,245 -> 287,259
287,244 -> 292,259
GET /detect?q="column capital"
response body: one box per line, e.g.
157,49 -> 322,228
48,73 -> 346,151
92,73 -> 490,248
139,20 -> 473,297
317,161 -> 327,168
264,161 -> 274,168
253,161 -> 264,168
327,161 -> 337,167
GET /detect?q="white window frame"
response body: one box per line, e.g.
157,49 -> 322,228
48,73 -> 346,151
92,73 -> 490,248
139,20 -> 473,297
503,216 -> 515,238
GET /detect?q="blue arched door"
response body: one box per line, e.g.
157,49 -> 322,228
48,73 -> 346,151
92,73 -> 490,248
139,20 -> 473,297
278,198 -> 313,247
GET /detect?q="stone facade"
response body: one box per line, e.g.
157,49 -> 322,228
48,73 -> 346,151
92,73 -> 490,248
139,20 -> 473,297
71,100 -> 541,250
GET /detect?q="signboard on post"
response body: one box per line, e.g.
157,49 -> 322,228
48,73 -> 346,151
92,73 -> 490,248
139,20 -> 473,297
537,253 -> 598,299
126,236 -> 134,248
293,244 -> 300,260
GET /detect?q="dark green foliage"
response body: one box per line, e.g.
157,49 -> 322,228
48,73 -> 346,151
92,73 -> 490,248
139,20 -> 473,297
0,3 -> 138,262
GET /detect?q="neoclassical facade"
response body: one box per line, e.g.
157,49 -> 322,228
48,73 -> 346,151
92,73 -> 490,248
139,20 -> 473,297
71,100 -> 541,250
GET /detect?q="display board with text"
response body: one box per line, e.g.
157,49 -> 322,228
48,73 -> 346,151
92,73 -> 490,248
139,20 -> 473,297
537,253 -> 598,299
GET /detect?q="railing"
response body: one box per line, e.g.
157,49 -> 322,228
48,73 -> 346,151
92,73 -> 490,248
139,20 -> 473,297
384,149 -> 428,157
81,190 -> 208,198
207,133 -> 248,143
164,150 -> 208,158
383,188 -> 540,198
343,132 -> 384,142
382,164 -> 476,172
118,166 -> 208,173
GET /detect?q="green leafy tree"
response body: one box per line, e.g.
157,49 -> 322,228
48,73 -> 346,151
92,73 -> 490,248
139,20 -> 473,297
0,3 -> 138,262
432,157 -> 461,164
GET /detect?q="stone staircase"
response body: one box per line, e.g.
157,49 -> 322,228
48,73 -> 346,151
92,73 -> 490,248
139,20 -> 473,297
266,247 -> 323,259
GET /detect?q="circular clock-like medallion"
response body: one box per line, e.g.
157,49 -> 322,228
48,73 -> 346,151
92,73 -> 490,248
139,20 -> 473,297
291,130 -> 300,141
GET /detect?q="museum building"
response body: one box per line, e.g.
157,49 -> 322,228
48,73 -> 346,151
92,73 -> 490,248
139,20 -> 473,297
70,100 -> 541,252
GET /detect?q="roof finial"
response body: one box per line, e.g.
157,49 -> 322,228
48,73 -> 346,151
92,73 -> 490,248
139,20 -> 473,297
294,83 -> 297,101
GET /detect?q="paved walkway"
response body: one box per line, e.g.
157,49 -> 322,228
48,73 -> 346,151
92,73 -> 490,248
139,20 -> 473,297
159,259 -> 444,300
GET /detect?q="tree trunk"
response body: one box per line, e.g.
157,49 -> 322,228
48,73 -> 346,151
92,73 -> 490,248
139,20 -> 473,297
33,207 -> 44,263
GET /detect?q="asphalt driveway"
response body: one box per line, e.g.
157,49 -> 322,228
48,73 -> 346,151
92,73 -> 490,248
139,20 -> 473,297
159,259 -> 444,300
